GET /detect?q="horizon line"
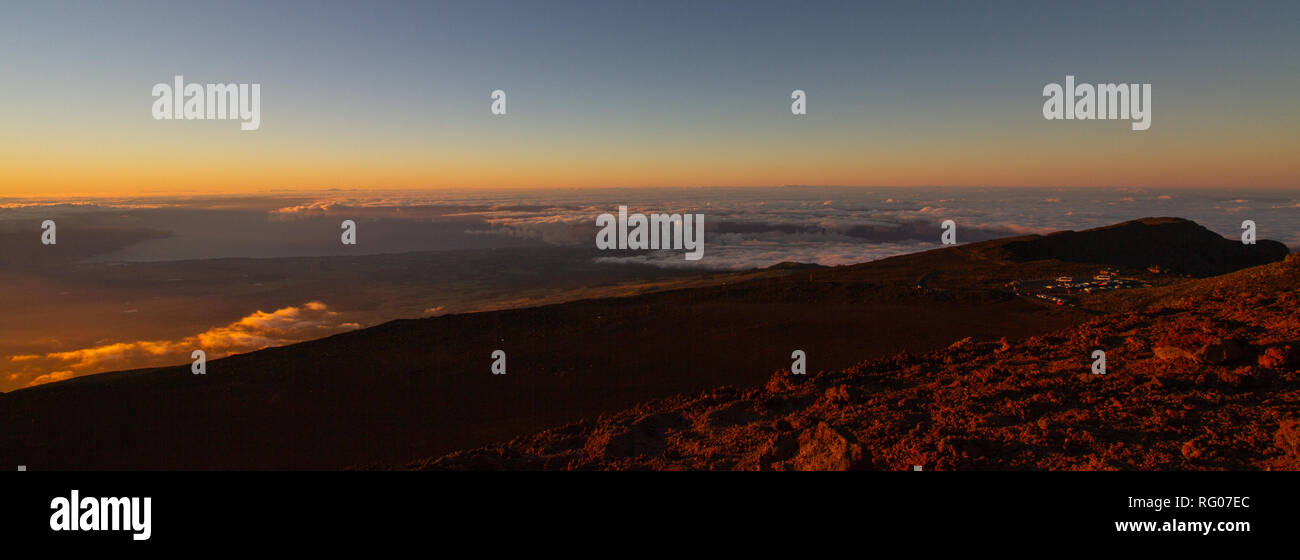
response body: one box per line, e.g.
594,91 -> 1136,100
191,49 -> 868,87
4,184 -> 1299,200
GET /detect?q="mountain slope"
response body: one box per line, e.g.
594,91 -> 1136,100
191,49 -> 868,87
996,217 -> 1288,276
410,254 -> 1300,471
0,217 -> 1289,469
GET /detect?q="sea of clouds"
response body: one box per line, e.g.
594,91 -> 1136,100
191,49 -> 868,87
3,186 -> 1297,270
251,186 -> 1300,269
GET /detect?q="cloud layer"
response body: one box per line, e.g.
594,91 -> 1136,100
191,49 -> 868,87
260,187 -> 1293,270
5,302 -> 358,388
6,187 -> 1298,270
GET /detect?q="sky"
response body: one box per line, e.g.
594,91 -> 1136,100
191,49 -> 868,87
1,0 -> 1297,195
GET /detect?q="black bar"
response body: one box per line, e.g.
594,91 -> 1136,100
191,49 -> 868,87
2,471 -> 1287,549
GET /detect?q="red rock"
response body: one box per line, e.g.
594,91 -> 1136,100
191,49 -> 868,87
1276,419 -> 1300,458
822,385 -> 852,407
1196,338 -> 1247,364
777,422 -> 870,471
1154,345 -> 1197,362
1259,345 -> 1298,369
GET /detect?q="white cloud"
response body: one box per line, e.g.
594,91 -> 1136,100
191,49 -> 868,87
5,302 -> 358,388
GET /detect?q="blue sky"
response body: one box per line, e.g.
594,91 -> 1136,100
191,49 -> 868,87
1,0 -> 1297,192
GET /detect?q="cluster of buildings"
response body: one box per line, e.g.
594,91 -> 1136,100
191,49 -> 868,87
1008,268 -> 1146,307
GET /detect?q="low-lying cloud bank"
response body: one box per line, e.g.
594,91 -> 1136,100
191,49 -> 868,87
4,302 -> 358,389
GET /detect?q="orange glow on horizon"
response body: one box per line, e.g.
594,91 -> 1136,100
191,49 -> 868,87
2,122 -> 1296,197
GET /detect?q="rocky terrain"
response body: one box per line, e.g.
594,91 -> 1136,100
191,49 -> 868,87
409,253 -> 1300,471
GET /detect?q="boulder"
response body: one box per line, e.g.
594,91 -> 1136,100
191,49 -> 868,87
777,422 -> 871,471
1196,338 -> 1247,365
1259,345 -> 1298,369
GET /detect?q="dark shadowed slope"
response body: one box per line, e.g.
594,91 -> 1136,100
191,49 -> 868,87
411,255 -> 1300,471
997,217 -> 1288,276
0,218 -> 1288,469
